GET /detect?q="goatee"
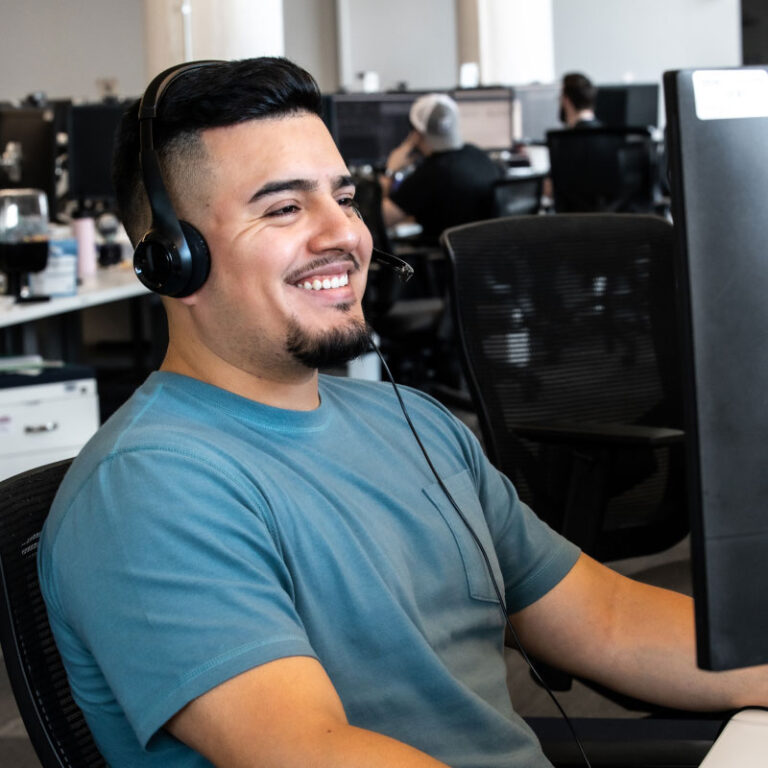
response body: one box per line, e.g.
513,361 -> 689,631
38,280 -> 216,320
285,312 -> 373,369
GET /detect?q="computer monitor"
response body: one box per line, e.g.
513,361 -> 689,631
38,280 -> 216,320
511,83 -> 561,144
664,65 -> 768,671
596,83 -> 659,128
322,93 -> 418,168
451,87 -> 514,151
67,100 -> 132,207
0,107 -> 58,216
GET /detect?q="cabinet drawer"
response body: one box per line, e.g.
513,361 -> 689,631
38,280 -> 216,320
0,389 -> 99,457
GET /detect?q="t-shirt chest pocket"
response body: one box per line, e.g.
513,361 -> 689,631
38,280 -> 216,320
423,470 -> 504,603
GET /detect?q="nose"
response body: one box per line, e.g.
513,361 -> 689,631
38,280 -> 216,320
308,197 -> 368,256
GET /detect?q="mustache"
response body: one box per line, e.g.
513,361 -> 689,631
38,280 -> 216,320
284,253 -> 360,285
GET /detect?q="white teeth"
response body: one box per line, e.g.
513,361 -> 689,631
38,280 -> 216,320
298,273 -> 350,291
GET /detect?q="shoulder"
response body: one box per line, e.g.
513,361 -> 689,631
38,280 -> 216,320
44,373 -> 266,546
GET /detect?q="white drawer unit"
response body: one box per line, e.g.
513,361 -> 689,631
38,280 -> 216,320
0,370 -> 99,481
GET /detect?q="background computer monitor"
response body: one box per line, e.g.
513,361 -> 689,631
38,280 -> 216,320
451,87 -> 514,151
511,83 -> 561,144
0,107 -> 58,217
664,65 -> 768,671
67,100 -> 131,208
596,83 -> 660,128
322,92 -> 418,168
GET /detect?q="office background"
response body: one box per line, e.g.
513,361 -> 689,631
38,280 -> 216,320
0,0 -> 755,106
1,2 -> 767,765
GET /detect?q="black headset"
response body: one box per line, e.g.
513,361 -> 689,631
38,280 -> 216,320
133,60 -> 223,298
133,59 -> 413,297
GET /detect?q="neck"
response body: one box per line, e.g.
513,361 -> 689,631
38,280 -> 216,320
161,338 -> 321,411
570,108 -> 595,126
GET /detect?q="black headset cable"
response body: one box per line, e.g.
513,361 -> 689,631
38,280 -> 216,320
370,339 -> 592,768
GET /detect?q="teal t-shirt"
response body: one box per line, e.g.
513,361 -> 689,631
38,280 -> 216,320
38,372 -> 579,767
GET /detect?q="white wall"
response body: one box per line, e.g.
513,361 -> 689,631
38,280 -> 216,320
284,0 -> 339,92
0,1 -> 745,105
144,0 -> 284,81
0,0 -> 145,102
336,0 -> 458,91
552,0 -> 742,85
477,0 -> 554,85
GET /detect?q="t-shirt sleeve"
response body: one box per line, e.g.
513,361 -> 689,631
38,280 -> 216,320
44,448 -> 316,749
471,445 -> 581,613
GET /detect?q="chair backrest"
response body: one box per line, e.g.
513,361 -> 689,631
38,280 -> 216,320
492,173 -> 545,217
0,460 -> 106,767
441,214 -> 687,561
546,127 -> 657,214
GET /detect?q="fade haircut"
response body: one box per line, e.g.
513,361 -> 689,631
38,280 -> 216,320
561,72 -> 596,111
112,57 -> 323,245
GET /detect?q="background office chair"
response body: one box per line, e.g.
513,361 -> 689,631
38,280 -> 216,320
441,213 -> 687,563
492,173 -> 545,217
546,127 -> 658,214
0,459 -> 106,767
353,171 -> 453,389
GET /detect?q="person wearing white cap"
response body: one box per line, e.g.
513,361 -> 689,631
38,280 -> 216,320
380,93 -> 502,243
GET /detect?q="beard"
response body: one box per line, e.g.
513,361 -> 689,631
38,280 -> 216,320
285,309 -> 372,369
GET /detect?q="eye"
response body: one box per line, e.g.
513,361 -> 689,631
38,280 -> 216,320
338,195 -> 360,211
265,203 -> 300,217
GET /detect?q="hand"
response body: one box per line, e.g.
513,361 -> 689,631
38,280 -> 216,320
386,131 -> 420,175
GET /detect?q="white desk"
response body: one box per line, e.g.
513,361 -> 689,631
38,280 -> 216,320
0,263 -> 149,330
700,709 -> 768,767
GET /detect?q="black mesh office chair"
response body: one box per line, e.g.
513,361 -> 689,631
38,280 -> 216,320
546,127 -> 658,214
441,214 -> 688,562
0,460 -> 106,767
492,173 -> 545,217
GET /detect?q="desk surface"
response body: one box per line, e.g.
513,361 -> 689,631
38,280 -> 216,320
0,263 -> 149,329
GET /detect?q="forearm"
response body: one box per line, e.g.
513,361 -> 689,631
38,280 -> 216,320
513,554 -> 768,713
167,657 -> 449,768
586,581 -> 768,711
192,720 -> 449,768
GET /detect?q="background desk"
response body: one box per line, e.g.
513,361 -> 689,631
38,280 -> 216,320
0,264 -> 148,330
0,264 -> 156,421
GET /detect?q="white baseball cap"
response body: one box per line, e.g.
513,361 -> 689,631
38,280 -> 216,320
409,93 -> 463,151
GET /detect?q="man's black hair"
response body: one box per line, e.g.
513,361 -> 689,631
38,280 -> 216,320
561,72 -> 596,111
112,57 -> 323,244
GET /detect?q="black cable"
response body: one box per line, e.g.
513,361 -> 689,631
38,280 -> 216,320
371,340 -> 592,768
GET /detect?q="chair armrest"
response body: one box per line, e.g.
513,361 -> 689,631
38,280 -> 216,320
511,421 -> 684,447
526,716 -> 722,768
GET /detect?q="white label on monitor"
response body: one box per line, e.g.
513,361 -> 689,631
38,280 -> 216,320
692,69 -> 768,120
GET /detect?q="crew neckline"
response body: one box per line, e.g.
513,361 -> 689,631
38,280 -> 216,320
145,370 -> 332,433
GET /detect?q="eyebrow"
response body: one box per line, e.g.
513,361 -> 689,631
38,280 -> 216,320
249,174 -> 355,203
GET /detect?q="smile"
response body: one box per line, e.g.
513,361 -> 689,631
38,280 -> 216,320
296,272 -> 350,291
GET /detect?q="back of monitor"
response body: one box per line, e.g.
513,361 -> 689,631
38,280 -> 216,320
664,66 -> 768,670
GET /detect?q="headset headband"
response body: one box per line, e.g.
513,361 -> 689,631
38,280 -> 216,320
138,60 -> 224,237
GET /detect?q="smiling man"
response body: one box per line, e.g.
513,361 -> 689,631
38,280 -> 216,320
37,58 -> 768,768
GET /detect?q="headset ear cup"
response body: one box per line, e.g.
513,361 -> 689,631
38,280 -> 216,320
178,221 -> 211,296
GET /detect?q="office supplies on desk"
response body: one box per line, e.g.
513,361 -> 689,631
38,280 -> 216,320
28,236 -> 77,297
0,188 -> 49,300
